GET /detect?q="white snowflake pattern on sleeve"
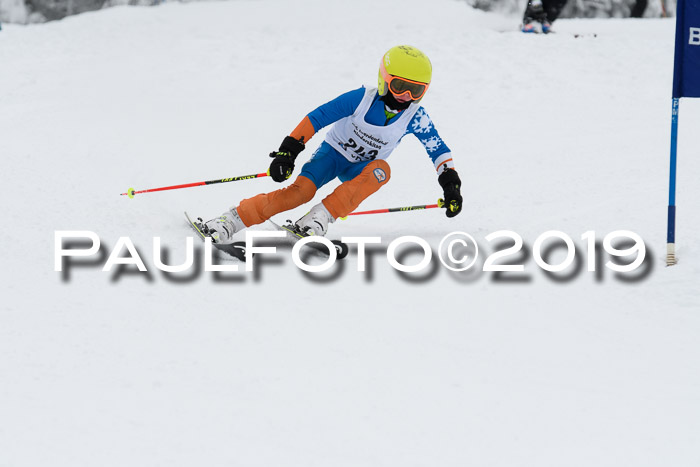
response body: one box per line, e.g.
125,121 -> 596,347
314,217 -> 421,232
411,108 -> 434,134
423,136 -> 442,153
407,106 -> 454,172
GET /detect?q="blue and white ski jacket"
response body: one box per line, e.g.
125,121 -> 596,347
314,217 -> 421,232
292,87 -> 455,174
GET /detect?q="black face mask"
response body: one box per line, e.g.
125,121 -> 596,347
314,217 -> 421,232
381,92 -> 412,111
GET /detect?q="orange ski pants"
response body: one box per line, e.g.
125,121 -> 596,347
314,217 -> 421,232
237,160 -> 391,227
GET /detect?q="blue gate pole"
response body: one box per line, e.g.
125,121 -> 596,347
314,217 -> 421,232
667,98 -> 680,266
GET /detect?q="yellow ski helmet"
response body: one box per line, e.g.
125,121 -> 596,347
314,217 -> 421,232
378,45 -> 432,101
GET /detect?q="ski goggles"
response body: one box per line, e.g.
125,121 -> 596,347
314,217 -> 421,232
380,61 -> 429,100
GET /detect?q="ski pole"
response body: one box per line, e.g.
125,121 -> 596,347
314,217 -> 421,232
342,199 -> 445,218
121,171 -> 269,198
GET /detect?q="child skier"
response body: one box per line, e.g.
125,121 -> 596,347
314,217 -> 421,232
200,45 -> 462,243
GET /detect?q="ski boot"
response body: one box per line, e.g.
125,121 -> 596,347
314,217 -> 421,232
201,208 -> 246,244
294,203 -> 335,237
278,203 -> 348,259
185,209 -> 247,261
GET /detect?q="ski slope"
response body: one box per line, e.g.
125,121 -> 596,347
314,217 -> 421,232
1,0 -> 699,465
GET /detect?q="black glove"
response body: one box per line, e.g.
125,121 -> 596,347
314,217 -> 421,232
269,136 -> 305,182
438,169 -> 463,218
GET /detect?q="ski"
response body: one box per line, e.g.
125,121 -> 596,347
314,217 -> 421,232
184,211 -> 247,261
267,219 -> 349,260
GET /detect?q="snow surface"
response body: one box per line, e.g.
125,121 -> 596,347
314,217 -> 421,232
1,1 -> 700,466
